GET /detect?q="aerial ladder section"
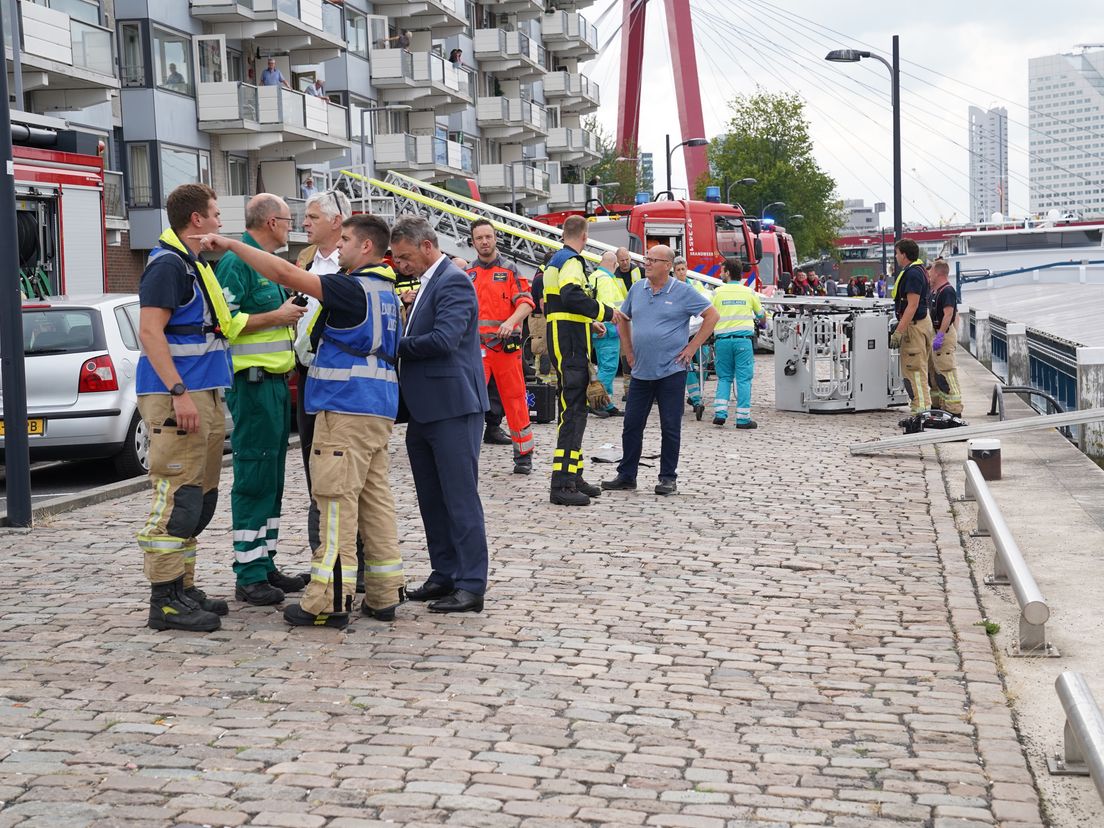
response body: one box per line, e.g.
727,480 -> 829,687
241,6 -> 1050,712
332,168 -> 721,286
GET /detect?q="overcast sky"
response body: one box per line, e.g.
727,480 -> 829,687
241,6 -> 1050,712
584,0 -> 1100,226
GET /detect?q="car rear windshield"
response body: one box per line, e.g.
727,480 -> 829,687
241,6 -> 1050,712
23,309 -> 105,355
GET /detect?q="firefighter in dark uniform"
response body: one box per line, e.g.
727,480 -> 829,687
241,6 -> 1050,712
544,215 -> 625,506
890,238 -> 934,413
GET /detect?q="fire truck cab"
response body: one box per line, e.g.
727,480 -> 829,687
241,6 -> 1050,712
625,199 -> 762,282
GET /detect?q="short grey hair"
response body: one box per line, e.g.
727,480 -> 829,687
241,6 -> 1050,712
306,189 -> 351,220
673,255 -> 687,267
244,193 -> 286,229
391,214 -> 438,248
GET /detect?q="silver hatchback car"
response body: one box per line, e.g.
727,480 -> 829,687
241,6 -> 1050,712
0,295 -> 150,477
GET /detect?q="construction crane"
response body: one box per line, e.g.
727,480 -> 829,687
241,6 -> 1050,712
911,167 -> 958,227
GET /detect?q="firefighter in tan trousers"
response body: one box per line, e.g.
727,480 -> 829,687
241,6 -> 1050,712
196,214 -> 405,628
136,184 -> 249,632
927,258 -> 963,414
890,238 -> 934,413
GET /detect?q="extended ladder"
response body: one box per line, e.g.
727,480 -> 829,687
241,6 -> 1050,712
327,167 -> 722,286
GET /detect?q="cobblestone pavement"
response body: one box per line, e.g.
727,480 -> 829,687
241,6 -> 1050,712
0,356 -> 1044,827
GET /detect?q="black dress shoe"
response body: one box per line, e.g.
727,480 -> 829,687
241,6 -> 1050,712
601,477 -> 636,491
235,581 -> 285,606
406,580 -> 454,602
483,426 -> 512,445
268,569 -> 309,593
575,478 -> 601,498
428,589 -> 484,614
655,479 -> 678,496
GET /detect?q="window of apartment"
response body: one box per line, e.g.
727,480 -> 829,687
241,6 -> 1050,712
227,48 -> 243,82
322,0 -> 344,41
464,0 -> 476,36
153,26 -> 194,96
228,157 -> 249,197
160,145 -> 211,201
119,22 -> 146,87
347,10 -> 368,59
126,143 -> 154,207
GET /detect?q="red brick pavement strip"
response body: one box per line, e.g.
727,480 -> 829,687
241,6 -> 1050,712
0,359 -> 1046,826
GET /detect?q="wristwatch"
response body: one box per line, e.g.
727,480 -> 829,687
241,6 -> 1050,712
169,382 -> 187,397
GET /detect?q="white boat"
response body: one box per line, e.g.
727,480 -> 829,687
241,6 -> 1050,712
945,220 -> 1104,288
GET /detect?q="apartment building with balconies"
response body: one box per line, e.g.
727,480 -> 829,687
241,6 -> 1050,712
6,0 -> 606,281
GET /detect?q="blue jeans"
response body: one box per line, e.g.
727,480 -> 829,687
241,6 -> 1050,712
713,335 -> 754,422
592,329 -> 621,408
617,370 -> 686,482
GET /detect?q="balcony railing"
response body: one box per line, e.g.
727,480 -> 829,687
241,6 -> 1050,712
413,52 -> 471,99
475,96 -> 548,136
473,27 -> 544,73
199,81 -> 348,141
19,1 -> 117,80
70,19 -> 114,76
544,71 -> 600,107
542,10 -> 599,54
374,133 -> 476,174
103,170 -> 126,219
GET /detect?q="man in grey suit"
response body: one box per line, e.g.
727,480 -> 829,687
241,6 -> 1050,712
390,216 -> 490,614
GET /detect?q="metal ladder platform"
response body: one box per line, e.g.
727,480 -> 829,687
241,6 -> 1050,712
849,408 -> 1104,455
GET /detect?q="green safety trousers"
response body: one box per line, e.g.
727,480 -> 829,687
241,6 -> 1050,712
226,371 -> 290,585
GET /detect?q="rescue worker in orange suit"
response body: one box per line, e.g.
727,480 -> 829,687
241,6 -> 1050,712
890,238 -> 934,413
467,218 -> 536,474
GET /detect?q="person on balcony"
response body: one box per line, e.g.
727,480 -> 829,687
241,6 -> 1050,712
306,78 -> 326,98
261,58 -> 291,89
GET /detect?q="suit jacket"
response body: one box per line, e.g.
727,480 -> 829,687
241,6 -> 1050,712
398,257 -> 489,424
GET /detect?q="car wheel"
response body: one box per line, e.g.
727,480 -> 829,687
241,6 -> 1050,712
113,413 -> 149,478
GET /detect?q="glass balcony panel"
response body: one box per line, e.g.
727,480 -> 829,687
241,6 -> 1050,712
70,19 -> 114,76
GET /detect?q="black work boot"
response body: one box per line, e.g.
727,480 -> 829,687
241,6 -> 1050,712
236,580 -> 285,606
550,486 -> 590,506
268,569 -> 309,593
283,602 -> 349,629
183,585 -> 229,616
148,578 -> 221,632
513,452 -> 533,475
575,478 -> 601,498
362,584 -> 406,621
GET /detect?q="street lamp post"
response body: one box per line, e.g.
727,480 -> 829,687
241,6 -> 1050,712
761,200 -> 785,220
359,104 -> 414,170
725,177 -> 757,204
665,133 -> 708,198
826,35 -> 901,243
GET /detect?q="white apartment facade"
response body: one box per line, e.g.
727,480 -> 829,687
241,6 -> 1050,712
1028,47 -> 1104,217
968,105 -> 1008,222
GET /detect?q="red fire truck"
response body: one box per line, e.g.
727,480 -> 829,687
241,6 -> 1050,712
13,139 -> 107,298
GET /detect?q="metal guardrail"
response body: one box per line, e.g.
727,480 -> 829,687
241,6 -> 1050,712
989,383 -> 1073,439
962,459 -> 1057,656
1048,671 -> 1104,805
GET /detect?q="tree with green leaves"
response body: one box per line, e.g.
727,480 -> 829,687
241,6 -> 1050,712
697,91 -> 844,260
572,116 -> 638,205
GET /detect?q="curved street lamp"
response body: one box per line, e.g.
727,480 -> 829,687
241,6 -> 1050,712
666,134 -> 708,196
826,36 -> 901,242
725,177 -> 757,204
761,200 -> 785,219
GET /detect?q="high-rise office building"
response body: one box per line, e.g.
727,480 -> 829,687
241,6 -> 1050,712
968,105 -> 1008,222
1028,47 -> 1104,217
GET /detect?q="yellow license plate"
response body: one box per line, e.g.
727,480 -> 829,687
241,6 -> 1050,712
0,418 -> 44,436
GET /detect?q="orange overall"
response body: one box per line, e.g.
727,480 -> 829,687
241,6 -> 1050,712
468,258 -> 535,458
